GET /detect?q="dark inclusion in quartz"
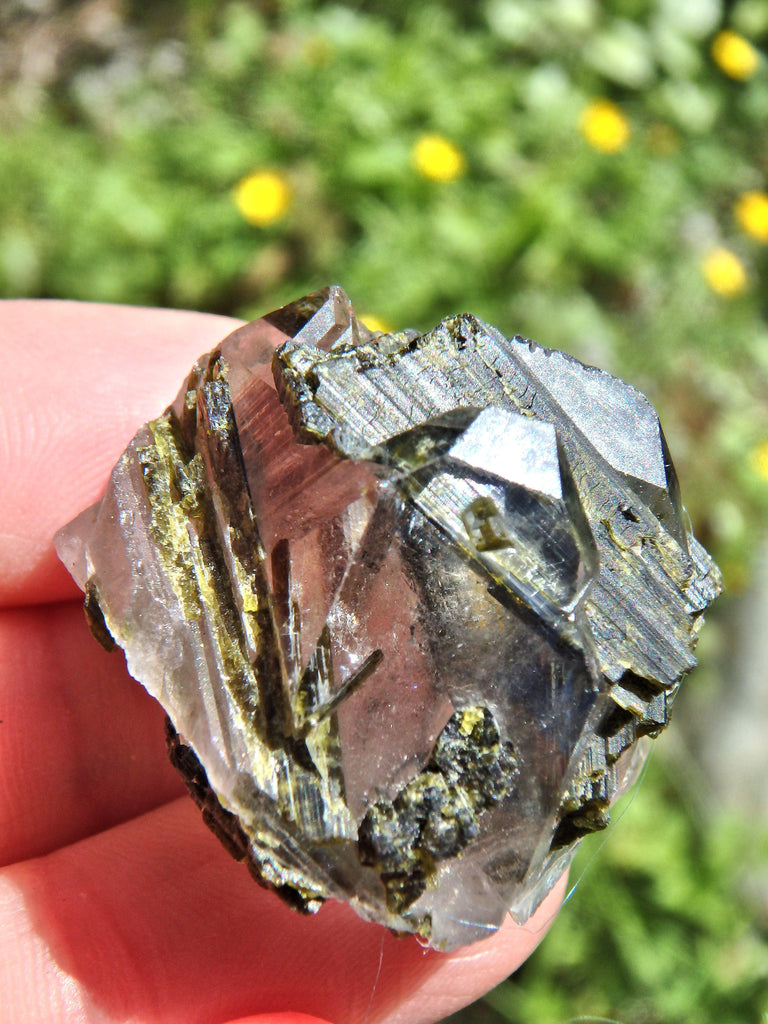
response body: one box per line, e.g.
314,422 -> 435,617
55,287 -> 721,949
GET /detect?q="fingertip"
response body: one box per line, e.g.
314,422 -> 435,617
224,1016 -> 335,1024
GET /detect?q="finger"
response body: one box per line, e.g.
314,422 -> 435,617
225,1017 -> 333,1024
0,300 -> 243,607
0,797 -> 565,1024
0,600 -> 184,866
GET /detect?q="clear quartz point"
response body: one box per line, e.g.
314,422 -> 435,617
55,286 -> 722,950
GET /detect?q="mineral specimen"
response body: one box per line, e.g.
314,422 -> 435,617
55,287 -> 721,950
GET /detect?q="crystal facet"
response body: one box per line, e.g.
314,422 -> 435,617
55,286 -> 722,949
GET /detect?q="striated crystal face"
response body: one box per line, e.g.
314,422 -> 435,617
55,287 -> 722,949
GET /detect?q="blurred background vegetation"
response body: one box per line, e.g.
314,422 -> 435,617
2,0 -> 767,1020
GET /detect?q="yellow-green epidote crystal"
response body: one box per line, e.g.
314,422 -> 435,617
55,287 -> 721,949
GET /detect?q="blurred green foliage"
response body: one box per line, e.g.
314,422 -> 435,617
2,0 -> 767,1020
2,0 -> 768,587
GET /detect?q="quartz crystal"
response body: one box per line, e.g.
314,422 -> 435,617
55,287 -> 722,949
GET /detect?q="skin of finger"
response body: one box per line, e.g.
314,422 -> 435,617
0,300 -> 243,606
0,797 -> 565,1024
226,1017 -> 334,1024
0,601 -> 185,866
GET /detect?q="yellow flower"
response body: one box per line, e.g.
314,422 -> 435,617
750,439 -> 768,481
234,170 -> 291,227
702,247 -> 748,297
711,30 -> 759,81
735,190 -> 768,242
579,100 -> 631,154
412,134 -> 466,183
360,314 -> 392,335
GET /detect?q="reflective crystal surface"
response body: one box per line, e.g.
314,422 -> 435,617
55,287 -> 722,949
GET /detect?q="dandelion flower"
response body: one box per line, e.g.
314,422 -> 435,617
413,134 -> 466,183
735,190 -> 768,242
579,100 -> 631,154
360,314 -> 392,334
750,439 -> 768,482
702,248 -> 747,297
711,30 -> 759,81
234,170 -> 291,227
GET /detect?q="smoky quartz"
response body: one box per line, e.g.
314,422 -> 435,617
55,287 -> 721,949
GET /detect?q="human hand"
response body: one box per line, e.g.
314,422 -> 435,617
0,300 -> 565,1024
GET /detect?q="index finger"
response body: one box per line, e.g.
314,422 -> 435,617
0,300 -> 243,606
